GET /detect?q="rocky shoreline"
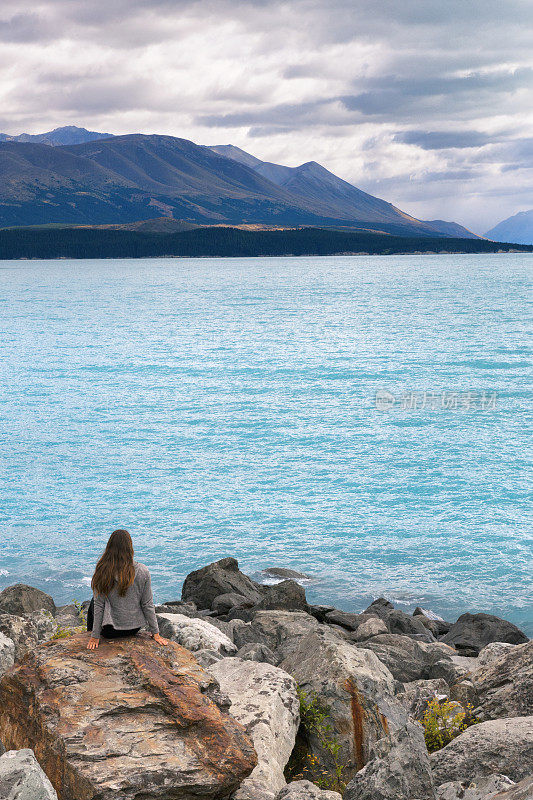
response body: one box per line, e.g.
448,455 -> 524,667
0,556 -> 531,800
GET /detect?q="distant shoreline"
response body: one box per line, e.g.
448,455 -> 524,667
0,225 -> 531,260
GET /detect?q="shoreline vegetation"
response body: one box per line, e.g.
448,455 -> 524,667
0,224 -> 532,260
0,557 -> 531,800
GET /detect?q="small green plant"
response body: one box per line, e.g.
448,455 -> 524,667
73,599 -> 87,626
50,600 -> 86,640
422,698 -> 479,753
51,625 -> 73,639
288,687 -> 347,792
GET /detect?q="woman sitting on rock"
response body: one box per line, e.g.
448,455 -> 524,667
87,529 -> 168,650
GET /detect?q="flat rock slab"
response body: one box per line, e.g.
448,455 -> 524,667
0,632 -> 256,800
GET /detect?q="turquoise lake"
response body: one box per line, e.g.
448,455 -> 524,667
0,254 -> 531,634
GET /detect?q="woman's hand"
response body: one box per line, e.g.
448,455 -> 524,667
87,637 -> 99,650
153,633 -> 168,646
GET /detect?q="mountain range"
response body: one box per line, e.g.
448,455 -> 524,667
485,209 -> 533,245
0,125 -> 478,236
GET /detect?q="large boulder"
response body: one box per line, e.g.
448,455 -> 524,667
249,611 -> 321,661
429,717 -> 533,785
0,585 -> 56,617
0,632 -> 257,800
254,580 -> 308,612
181,557 -> 264,611
343,721 -> 436,800
472,641 -> 532,720
156,612 -> 237,655
0,748 -> 58,800
0,611 -> 58,661
387,609 -> 436,641
280,629 -> 406,782
351,617 -> 388,642
441,614 -> 528,656
210,657 -> 299,800
275,781 -> 341,799
0,632 -> 15,676
355,635 -> 456,683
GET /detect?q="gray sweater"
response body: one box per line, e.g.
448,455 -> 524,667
91,562 -> 159,639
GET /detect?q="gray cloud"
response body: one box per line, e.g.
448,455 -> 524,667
394,131 -> 494,150
0,0 -> 532,231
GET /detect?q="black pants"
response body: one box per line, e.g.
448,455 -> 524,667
87,598 -> 141,639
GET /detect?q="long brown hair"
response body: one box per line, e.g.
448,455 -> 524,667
91,529 -> 135,597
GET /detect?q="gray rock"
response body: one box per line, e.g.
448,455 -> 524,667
227,619 -> 262,649
449,680 -> 478,710
250,611 -> 321,660
436,774 -> 515,800
275,780 -> 341,799
156,612 -> 237,655
212,593 -> 255,615
430,717 -> 533,784
53,604 -> 84,628
236,642 -> 278,666
355,634 -> 425,682
351,617 -> 388,642
388,609 -> 436,641
156,600 -> 198,616
0,748 -> 58,799
343,721 -> 436,800
0,611 -> 58,661
364,598 -> 394,621
254,580 -> 308,612
324,610 -> 366,631
356,635 -> 454,683
413,608 -> 452,637
181,557 -> 264,611
262,568 -> 313,581
308,605 -> 337,623
193,648 -> 224,668
280,629 -> 406,782
397,679 -> 449,720
0,632 -> 15,677
0,585 -> 56,618
210,658 -> 299,800
430,658 -> 473,686
472,641 -> 532,720
476,642 -> 516,669
491,775 -> 533,799
441,614 -> 528,656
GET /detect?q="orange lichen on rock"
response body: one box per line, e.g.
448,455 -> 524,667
0,632 -> 257,800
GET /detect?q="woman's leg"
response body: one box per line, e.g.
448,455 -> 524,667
86,598 -> 94,632
101,625 -> 141,639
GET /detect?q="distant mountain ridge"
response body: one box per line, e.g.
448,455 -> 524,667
485,209 -> 533,245
210,144 -> 477,238
0,125 -> 114,146
0,125 -> 476,236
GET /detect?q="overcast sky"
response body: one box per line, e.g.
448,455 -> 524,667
1,0 -> 532,232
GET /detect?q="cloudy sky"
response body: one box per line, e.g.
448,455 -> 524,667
1,0 -> 532,232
